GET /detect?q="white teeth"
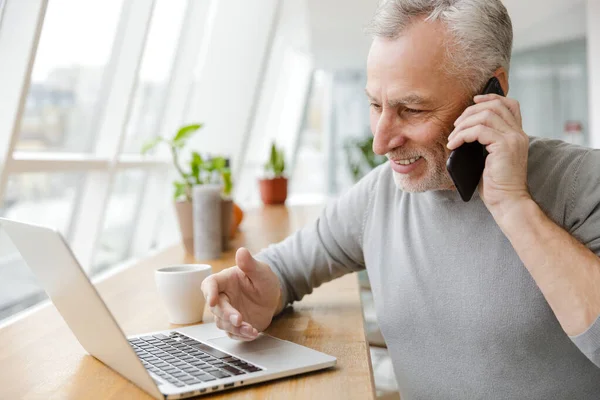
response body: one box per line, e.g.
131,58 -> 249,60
395,156 -> 421,165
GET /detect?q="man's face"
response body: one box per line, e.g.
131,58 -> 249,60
366,19 -> 472,192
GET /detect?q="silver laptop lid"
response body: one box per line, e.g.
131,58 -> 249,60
0,218 -> 163,399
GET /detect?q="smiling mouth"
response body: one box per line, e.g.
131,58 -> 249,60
391,155 -> 423,165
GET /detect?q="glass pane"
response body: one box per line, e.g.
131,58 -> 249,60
0,172 -> 83,322
151,169 -> 180,249
289,70 -> 329,201
0,229 -> 48,322
92,170 -> 146,275
0,172 -> 83,234
122,0 -> 187,154
510,39 -> 588,145
17,0 -> 125,152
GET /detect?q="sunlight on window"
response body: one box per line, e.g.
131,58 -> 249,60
17,0 -> 125,153
0,172 -> 83,321
122,0 -> 187,154
0,228 -> 47,322
0,172 -> 83,235
92,169 -> 147,275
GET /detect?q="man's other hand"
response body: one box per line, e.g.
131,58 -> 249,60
201,247 -> 282,341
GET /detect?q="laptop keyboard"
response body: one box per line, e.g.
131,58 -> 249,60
128,331 -> 263,387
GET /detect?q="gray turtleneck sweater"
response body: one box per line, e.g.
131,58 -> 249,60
256,137 -> 600,399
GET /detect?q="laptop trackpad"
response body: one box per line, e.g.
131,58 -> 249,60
208,334 -> 286,355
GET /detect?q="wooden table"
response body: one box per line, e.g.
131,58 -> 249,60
0,205 -> 375,399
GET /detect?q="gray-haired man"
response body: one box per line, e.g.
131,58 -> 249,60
202,1 -> 600,398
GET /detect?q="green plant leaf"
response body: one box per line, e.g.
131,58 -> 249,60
172,123 -> 203,147
191,152 -> 204,167
221,168 -> 232,196
189,152 -> 204,184
141,136 -> 163,154
275,147 -> 285,176
212,156 -> 226,171
270,143 -> 277,166
264,141 -> 285,176
173,181 -> 189,201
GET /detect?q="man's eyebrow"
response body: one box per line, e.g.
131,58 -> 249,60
365,89 -> 431,107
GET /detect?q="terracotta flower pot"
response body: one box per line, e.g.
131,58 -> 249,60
259,177 -> 288,205
175,198 -> 243,255
174,200 -> 194,255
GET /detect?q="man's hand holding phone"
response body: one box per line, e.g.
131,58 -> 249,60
447,93 -> 531,223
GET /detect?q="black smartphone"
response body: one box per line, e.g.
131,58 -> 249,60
446,77 -> 505,202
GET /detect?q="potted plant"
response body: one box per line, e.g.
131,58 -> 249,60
141,124 -> 243,255
259,141 -> 287,205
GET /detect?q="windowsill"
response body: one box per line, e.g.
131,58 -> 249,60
0,240 -> 179,330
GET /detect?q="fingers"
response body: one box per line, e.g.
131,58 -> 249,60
200,268 -> 233,307
447,125 -> 501,151
210,293 -> 243,327
455,98 -> 518,130
451,109 -> 511,140
235,247 -> 258,277
207,291 -> 259,340
215,316 -> 259,340
200,276 -> 219,308
227,332 -> 258,342
474,94 -> 522,126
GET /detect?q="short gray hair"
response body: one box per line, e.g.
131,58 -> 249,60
366,0 -> 513,93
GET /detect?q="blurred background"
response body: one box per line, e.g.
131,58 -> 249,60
1,0 -> 599,397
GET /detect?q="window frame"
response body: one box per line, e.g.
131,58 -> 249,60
0,0 -> 310,324
0,0 -> 212,273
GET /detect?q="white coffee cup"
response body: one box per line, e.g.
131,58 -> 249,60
155,264 -> 212,325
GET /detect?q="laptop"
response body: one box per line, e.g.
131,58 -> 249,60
0,218 -> 336,399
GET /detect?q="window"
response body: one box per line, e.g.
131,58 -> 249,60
16,0 -> 125,153
92,170 -> 147,275
0,0 -> 303,325
510,39 -> 589,145
1,172 -> 83,235
0,0 -> 205,323
0,229 -> 47,321
0,172 -> 83,321
122,0 -> 187,154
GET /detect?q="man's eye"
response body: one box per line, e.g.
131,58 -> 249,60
404,108 -> 424,114
370,103 -> 381,110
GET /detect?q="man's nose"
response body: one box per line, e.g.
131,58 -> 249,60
372,111 -> 407,156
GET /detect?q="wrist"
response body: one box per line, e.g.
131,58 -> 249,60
491,196 -> 540,235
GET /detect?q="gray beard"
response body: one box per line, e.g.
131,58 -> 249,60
391,159 -> 454,192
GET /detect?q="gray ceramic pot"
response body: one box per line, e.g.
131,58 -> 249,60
192,184 -> 222,260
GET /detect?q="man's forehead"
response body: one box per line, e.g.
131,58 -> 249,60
365,20 -> 455,105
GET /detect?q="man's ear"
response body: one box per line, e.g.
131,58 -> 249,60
493,67 -> 509,95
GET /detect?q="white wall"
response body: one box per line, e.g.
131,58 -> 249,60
184,0 -> 279,159
512,2 -> 586,52
306,0 -> 377,70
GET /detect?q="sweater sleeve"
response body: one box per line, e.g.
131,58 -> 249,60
565,149 -> 600,368
254,166 -> 381,311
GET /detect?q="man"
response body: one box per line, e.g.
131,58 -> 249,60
201,0 -> 600,398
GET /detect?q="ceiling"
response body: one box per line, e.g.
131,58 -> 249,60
300,0 -> 587,70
